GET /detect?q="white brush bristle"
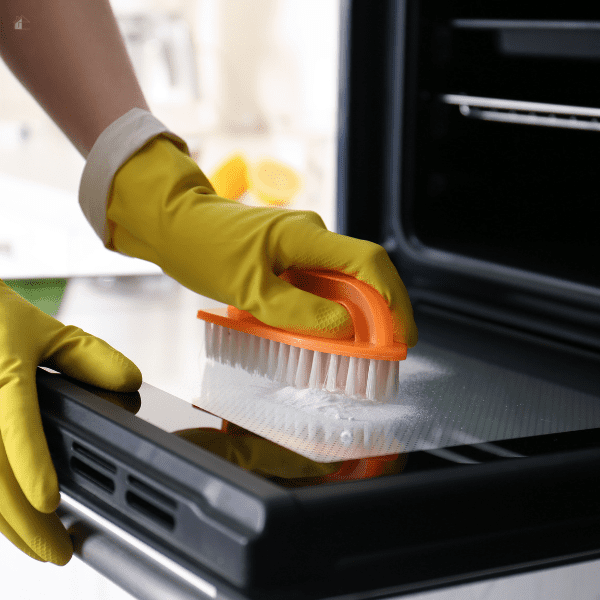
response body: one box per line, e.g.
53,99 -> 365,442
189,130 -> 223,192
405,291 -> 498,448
202,322 -> 400,401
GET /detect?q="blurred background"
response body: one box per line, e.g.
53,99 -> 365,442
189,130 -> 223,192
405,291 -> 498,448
0,0 -> 340,398
1,1 -> 599,599
1,1 -> 343,597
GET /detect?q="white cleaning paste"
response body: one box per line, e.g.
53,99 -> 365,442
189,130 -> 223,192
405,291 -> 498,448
198,351 -> 448,462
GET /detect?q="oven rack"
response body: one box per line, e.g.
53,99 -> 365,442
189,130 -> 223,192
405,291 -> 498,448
451,19 -> 600,31
442,94 -> 600,132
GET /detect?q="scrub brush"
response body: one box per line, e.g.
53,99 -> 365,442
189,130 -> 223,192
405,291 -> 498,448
197,268 -> 406,401
196,268 -> 409,461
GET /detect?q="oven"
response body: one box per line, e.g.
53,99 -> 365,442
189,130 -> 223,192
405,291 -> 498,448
41,2 -> 600,598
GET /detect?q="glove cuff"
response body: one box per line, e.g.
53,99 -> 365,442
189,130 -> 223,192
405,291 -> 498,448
78,108 -> 189,246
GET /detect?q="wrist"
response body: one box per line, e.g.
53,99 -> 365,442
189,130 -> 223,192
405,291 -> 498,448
78,108 -> 189,249
107,135 -> 216,251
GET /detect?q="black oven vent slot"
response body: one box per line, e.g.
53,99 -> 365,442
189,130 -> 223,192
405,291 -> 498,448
125,491 -> 176,531
72,442 -> 117,473
125,476 -> 177,531
70,442 -> 117,493
70,457 -> 116,493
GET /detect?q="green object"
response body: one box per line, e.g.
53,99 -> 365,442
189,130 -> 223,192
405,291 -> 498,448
4,278 -> 68,316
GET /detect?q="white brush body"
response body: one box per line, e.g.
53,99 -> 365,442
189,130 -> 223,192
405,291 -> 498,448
202,321 -> 399,402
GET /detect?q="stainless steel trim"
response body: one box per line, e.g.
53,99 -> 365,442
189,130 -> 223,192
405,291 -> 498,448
452,19 -> 600,30
459,107 -> 600,132
442,94 -> 600,132
58,492 -> 217,600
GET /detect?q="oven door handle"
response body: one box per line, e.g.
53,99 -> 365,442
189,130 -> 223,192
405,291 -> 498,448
57,492 -> 217,600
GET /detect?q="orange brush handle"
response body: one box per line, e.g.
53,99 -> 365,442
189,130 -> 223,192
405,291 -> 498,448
197,268 -> 407,361
277,268 -> 394,346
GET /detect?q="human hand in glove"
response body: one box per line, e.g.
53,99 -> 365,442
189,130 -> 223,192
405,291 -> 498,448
92,124 -> 416,347
3,0 -> 415,342
0,280 -> 142,565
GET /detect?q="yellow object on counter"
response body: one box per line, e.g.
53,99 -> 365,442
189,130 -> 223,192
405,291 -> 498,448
209,154 -> 302,206
249,158 -> 302,206
209,154 -> 249,201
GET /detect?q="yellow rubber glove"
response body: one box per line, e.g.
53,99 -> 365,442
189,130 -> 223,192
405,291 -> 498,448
0,280 -> 142,565
107,135 -> 417,346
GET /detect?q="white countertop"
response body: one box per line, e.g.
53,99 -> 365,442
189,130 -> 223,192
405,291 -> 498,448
0,172 -> 161,279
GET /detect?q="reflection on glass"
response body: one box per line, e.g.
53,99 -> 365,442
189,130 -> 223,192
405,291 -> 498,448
174,417 -> 407,488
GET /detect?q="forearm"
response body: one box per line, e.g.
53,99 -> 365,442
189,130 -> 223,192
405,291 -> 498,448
0,0 -> 149,157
